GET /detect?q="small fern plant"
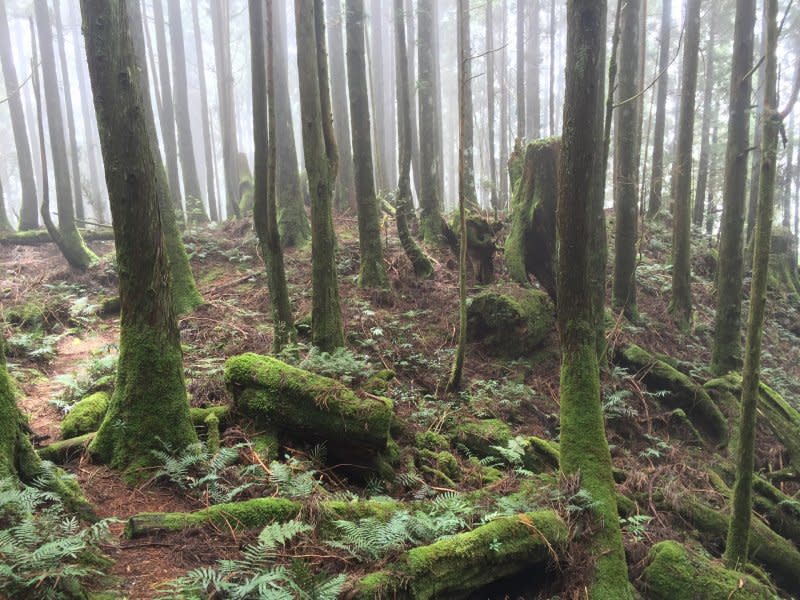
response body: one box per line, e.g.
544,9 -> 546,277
0,472 -> 115,599
158,520 -> 345,600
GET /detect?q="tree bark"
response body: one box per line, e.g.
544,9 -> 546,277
486,0 -> 498,213
369,0 -> 388,192
693,13 -> 717,228
0,176 -> 11,232
167,0 -> 208,225
499,0 -> 509,210
516,0 -> 525,140
559,1 -> 631,596
346,0 -> 389,288
526,0 -> 540,139
647,0 -> 671,218
81,0 -> 198,474
405,0 -> 422,201
295,0 -> 344,351
458,0 -> 480,212
33,0 -> 97,270
0,0 -> 38,230
612,0 -> 642,320
711,0 -> 755,376
668,0 -> 702,332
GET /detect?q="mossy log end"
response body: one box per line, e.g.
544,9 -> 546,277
348,510 -> 567,600
615,344 -> 728,446
61,392 -> 109,440
504,137 -> 561,302
37,432 -> 96,464
466,290 -> 555,357
224,353 -> 394,470
643,540 -> 776,599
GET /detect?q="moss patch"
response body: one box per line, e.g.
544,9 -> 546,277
61,392 -> 109,440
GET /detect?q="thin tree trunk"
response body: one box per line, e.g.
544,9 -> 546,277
0,176 -> 11,232
431,0 -> 445,207
394,0 -> 433,278
693,13 -> 716,228
668,0 -> 702,332
458,0 -> 480,211
151,0 -> 184,222
346,0 -> 389,287
711,0 -> 755,376
191,0 -> 219,222
526,0 -> 540,139
784,112 -> 794,229
0,0 -> 37,230
746,26 -> 766,247
326,0 -> 355,211
486,0 -> 498,213
33,0 -> 97,269
370,0 -> 388,192
295,0 -> 344,351
80,0 -> 197,473
250,0 -> 294,351
212,0 -> 241,219
499,0 -> 510,209
647,0 -> 671,217
405,0 -> 422,201
53,0 -> 84,224
725,0 -> 779,567
516,0 -> 525,140
167,0 -> 208,225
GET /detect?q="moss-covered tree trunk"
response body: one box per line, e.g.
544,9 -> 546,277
394,0 -> 433,279
33,0 -> 97,270
0,0 -> 38,230
559,1 -> 631,597
692,12 -> 716,229
0,333 -> 39,482
126,0 -> 202,316
668,0 -> 702,332
81,0 -> 198,475
417,0 -> 445,243
0,177 -> 11,232
345,0 -> 389,288
167,0 -> 208,226
272,0 -> 310,246
711,0 -> 755,376
612,0 -> 641,321
724,0 -> 779,568
295,0 -> 345,351
250,0 -> 294,352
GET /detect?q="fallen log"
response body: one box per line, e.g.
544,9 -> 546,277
0,228 -> 115,245
37,432 -> 95,463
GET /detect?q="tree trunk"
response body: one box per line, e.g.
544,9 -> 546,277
0,0 -> 38,230
0,176 -> 11,232
167,0 -> 208,225
369,0 -> 388,192
211,0 -> 241,219
668,0 -> 702,332
126,0 -> 203,316
647,0 -> 671,218
486,0 -> 498,213
190,0 -> 219,222
693,13 -> 716,229
346,0 -> 389,288
559,1 -> 631,596
295,0 -> 344,351
526,0 -> 540,139
612,0 -> 642,320
405,0 -> 422,201
33,0 -> 97,270
250,0 -> 294,352
725,0 -> 779,568
53,0 -> 84,224
416,0 -> 444,243
499,0 -> 509,210
273,0 -> 310,246
394,0 -> 433,279
711,0 -> 755,376
81,0 -> 198,474
326,0 -> 355,212
516,0 -> 525,140
746,25 -> 767,248
458,0 -> 480,212
548,0 -> 556,135
431,0 -> 445,207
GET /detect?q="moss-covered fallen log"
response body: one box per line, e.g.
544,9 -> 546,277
0,228 -> 115,245
348,511 -> 567,600
61,392 -> 109,440
615,344 -> 728,446
642,540 -> 776,599
225,354 -> 394,472
37,432 -> 96,463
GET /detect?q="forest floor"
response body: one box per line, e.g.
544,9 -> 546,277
1,214 -> 799,599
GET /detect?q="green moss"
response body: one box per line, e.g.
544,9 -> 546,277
251,430 -> 280,460
188,405 -> 230,428
37,433 -> 96,464
643,540 -> 776,599
450,418 -> 511,458
415,431 -> 449,452
61,392 -> 109,440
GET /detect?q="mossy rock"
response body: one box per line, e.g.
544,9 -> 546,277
643,540 -> 776,599
466,290 -> 555,357
615,343 -> 728,446
61,392 -> 109,440
415,431 -> 450,452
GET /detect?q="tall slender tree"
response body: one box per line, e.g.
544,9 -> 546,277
486,0 -> 498,213
516,0 -> 524,140
669,0 -> 702,331
167,0 -> 208,225
250,0 -> 294,351
370,0 -> 389,192
404,0 -> 422,199
711,0 -> 755,376
499,0 -> 509,209
34,0 -> 97,269
612,0 -> 642,320
190,0 -> 219,222
0,0 -> 38,230
693,13 -> 717,228
346,0 -> 389,287
559,1 -> 631,596
0,176 -> 11,232
725,0 -> 780,568
457,0 -> 480,211
81,0 -> 198,474
647,0 -> 671,218
526,0 -> 540,139
296,0 -> 344,351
